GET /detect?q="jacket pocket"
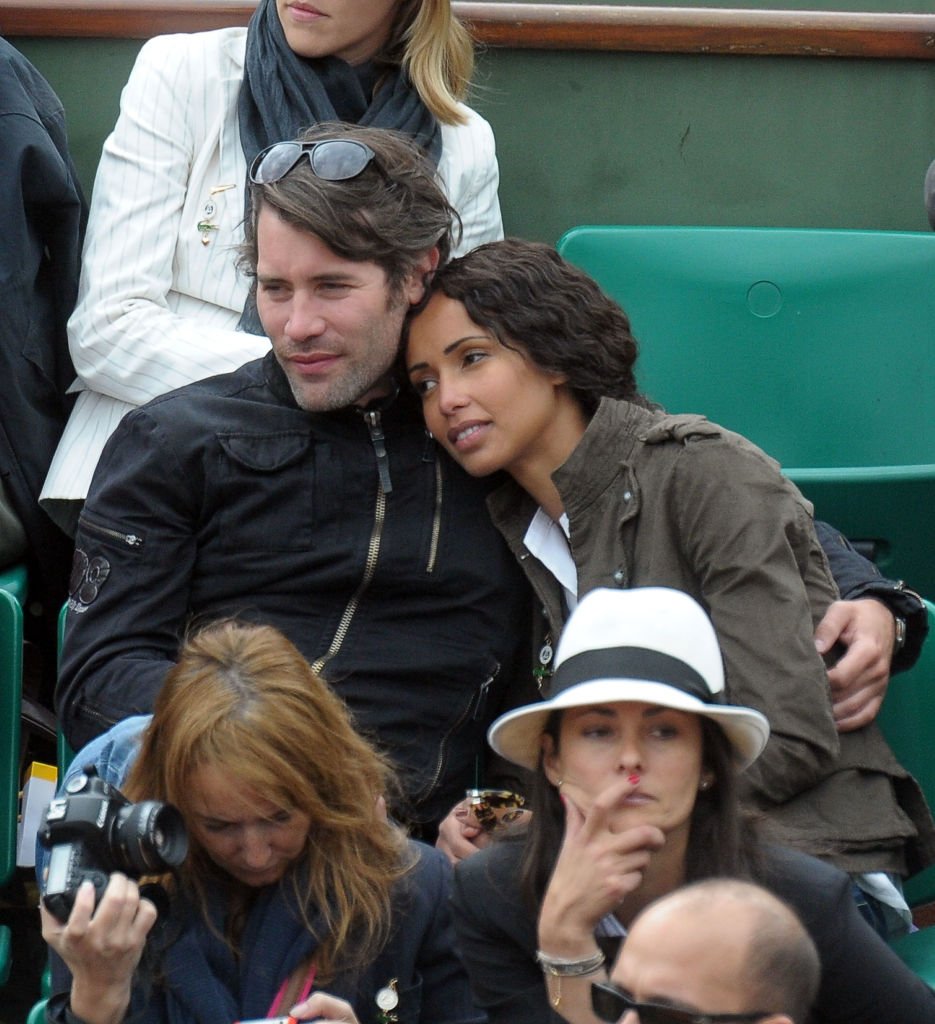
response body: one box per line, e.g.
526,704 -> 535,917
215,431 -> 320,552
69,511 -> 146,612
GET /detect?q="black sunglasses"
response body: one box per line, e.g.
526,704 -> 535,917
591,981 -> 774,1024
249,139 -> 377,185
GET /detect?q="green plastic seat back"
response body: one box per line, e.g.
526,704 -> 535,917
889,927 -> 935,989
0,587 -> 22,888
57,602 -> 74,776
557,226 -> 935,595
26,996 -> 48,1024
0,564 -> 28,607
0,584 -> 23,987
878,599 -> 935,907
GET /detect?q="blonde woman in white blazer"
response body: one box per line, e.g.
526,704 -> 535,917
42,0 -> 502,534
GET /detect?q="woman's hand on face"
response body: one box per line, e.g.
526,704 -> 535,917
40,874 -> 158,1024
290,991 -> 360,1023
538,776 -> 665,951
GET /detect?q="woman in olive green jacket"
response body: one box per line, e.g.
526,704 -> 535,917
404,238 -> 935,930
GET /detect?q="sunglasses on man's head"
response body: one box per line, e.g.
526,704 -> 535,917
249,139 -> 377,185
591,981 -> 775,1024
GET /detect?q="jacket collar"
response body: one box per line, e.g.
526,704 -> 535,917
552,398 -> 654,512
224,25 -> 248,73
488,398 -> 657,527
261,350 -> 420,427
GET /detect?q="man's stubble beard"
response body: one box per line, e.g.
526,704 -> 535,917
284,289 -> 409,412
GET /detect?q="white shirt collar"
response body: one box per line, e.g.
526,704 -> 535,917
524,507 -> 578,612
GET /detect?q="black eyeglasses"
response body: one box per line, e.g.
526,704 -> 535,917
249,139 -> 377,185
591,981 -> 775,1024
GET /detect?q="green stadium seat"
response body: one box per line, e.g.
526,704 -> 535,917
556,226 -> 935,596
25,996 -> 47,1024
877,600 -> 935,982
56,603 -> 73,777
0,585 -> 23,987
889,928 -> 935,989
0,564 -> 28,607
0,921 -> 9,989
878,600 -> 935,909
557,226 -> 935,980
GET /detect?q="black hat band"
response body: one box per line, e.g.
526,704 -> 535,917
550,646 -> 723,705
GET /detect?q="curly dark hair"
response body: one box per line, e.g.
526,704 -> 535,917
412,238 -> 653,415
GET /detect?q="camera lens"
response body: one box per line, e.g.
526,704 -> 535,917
113,801 -> 188,874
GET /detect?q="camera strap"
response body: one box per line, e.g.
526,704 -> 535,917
267,959 -> 318,1017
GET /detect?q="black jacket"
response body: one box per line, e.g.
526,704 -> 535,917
0,38 -> 85,601
58,353 -> 531,828
452,836 -> 935,1024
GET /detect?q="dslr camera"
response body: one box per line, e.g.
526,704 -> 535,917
39,766 -> 188,921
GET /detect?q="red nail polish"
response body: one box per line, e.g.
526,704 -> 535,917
628,773 -> 640,784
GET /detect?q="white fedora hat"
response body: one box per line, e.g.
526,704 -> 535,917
488,587 -> 769,771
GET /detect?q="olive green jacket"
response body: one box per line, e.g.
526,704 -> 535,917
488,398 -> 935,875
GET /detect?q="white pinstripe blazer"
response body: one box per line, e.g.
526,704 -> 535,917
41,27 -> 503,530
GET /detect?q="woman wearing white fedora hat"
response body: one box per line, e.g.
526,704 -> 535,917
451,587 -> 935,1024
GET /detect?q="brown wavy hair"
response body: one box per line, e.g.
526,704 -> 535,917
124,620 -> 412,982
239,122 -> 459,299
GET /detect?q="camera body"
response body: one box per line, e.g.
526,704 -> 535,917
39,766 -> 188,921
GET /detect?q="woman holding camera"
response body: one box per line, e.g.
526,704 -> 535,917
40,621 -> 483,1024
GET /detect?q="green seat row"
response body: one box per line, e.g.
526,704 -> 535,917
0,565 -> 27,988
557,225 -> 935,986
557,225 -> 935,597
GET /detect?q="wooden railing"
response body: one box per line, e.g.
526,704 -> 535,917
0,1 -> 934,60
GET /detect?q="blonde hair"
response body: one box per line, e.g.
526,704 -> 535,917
124,620 -> 411,982
386,0 -> 475,125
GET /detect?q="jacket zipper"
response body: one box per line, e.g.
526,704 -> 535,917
312,485 -> 386,676
420,662 -> 500,799
363,409 -> 392,494
77,517 -> 143,548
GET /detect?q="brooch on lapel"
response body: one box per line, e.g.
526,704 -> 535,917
375,978 -> 398,1024
534,632 -> 554,693
197,183 -> 236,245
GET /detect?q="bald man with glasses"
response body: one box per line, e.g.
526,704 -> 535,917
591,879 -> 820,1024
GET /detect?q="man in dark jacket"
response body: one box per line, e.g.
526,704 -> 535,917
0,38 -> 85,629
57,123 -> 531,835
